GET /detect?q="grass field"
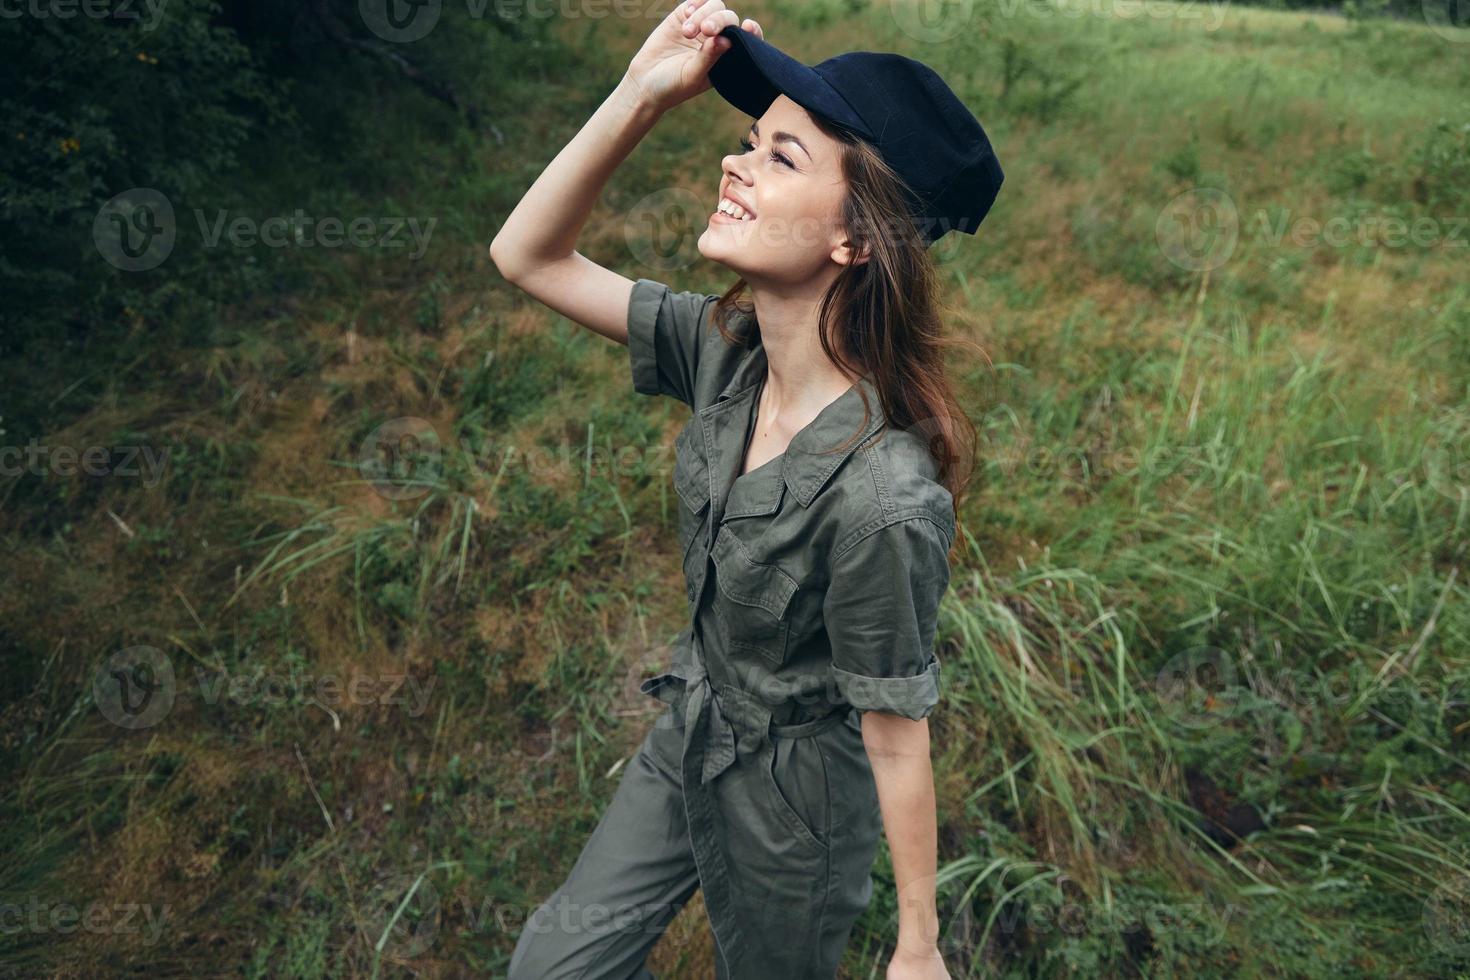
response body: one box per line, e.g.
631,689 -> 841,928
2,0 -> 1468,976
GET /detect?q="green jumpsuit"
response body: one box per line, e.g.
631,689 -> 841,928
508,278 -> 954,980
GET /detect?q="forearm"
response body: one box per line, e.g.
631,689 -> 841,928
864,714 -> 943,956
490,73 -> 662,279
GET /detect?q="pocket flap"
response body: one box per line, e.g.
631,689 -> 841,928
710,527 -> 798,620
639,671 -> 687,705
673,424 -> 710,513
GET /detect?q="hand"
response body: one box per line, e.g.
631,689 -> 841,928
886,944 -> 951,980
624,1 -> 763,115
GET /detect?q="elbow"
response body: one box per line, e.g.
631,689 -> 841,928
860,711 -> 930,759
488,236 -> 522,285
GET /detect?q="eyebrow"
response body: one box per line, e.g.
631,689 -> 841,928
750,121 -> 812,163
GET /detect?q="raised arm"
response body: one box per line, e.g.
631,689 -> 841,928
486,77 -> 649,346
488,1 -> 763,345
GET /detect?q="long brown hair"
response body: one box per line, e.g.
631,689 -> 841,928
709,114 -> 984,558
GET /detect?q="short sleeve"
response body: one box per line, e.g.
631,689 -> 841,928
823,516 -> 952,721
627,277 -> 719,408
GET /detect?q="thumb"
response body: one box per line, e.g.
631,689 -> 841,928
699,33 -> 731,65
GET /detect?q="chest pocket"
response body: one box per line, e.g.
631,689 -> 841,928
709,525 -> 798,667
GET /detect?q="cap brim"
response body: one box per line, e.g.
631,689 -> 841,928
708,26 -> 873,139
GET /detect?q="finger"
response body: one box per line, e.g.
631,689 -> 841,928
687,6 -> 735,38
742,17 -> 761,38
671,0 -> 699,29
680,1 -> 712,36
681,0 -> 725,34
695,8 -> 738,38
700,32 -> 732,59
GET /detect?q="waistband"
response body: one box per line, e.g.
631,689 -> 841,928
771,710 -> 849,738
639,656 -> 849,784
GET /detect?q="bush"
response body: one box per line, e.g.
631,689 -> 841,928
0,0 -> 284,349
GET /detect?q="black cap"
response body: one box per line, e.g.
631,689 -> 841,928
707,25 -> 1004,248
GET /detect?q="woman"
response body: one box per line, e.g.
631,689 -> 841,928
491,3 -> 1003,978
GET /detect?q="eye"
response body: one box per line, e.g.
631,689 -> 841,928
737,136 -> 794,169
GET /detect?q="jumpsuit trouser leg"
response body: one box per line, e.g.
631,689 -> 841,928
508,709 -> 701,980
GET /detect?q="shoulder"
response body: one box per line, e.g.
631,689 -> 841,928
822,424 -> 956,562
627,278 -> 751,412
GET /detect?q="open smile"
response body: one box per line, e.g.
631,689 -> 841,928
711,194 -> 756,223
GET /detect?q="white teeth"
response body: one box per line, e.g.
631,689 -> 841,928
717,197 -> 752,220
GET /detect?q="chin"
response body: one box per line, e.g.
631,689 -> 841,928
696,233 -> 739,271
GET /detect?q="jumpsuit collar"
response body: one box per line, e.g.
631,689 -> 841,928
706,338 -> 889,511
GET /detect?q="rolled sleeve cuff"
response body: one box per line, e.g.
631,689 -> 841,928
627,277 -> 665,397
833,655 -> 941,721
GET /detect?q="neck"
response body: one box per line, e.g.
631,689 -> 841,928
746,281 -> 857,428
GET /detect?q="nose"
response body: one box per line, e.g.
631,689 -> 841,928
721,149 -> 752,193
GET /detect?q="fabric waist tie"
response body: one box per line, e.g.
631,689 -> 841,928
638,652 -> 849,785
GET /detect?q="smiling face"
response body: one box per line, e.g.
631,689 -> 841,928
697,94 -> 862,284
